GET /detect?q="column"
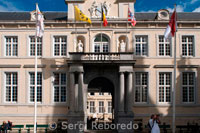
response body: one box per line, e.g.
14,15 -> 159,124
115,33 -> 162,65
119,72 -> 125,112
69,73 -> 75,112
78,72 -> 84,112
127,72 -> 133,112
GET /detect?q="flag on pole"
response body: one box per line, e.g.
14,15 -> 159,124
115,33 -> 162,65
164,10 -> 176,39
128,8 -> 136,26
36,4 -> 44,37
74,6 -> 91,24
102,7 -> 108,27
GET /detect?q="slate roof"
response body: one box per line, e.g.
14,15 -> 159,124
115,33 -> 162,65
0,12 -> 199,21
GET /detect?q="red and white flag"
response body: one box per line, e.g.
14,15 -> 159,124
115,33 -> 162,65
128,8 -> 136,26
164,10 -> 176,39
36,4 -> 44,37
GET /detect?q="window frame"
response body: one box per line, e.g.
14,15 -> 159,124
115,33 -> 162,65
157,35 -> 172,57
28,36 -> 43,57
134,35 -> 149,57
53,36 -> 68,57
4,36 -> 18,57
98,101 -> 104,114
181,35 -> 195,57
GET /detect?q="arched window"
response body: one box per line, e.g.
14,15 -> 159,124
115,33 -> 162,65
94,34 -> 109,53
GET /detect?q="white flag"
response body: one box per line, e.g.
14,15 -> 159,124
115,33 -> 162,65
36,4 -> 44,37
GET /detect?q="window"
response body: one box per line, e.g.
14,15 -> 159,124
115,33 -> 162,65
5,36 -> 18,56
53,73 -> 67,102
135,36 -> 148,56
182,36 -> 194,56
108,101 -> 112,113
29,72 -> 42,102
5,72 -> 18,102
54,36 -> 67,56
90,92 -> 94,96
90,101 -> 95,113
99,101 -> 104,113
158,36 -> 171,56
182,72 -> 195,103
29,36 -> 42,56
135,72 -> 148,103
99,92 -> 104,96
94,34 -> 109,53
158,72 -> 171,103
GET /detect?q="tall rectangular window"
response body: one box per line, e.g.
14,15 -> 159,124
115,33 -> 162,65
5,73 -> 18,102
99,101 -> 104,113
135,72 -> 148,103
182,36 -> 194,56
53,73 -> 67,102
29,72 -> 42,102
29,36 -> 42,56
54,36 -> 67,56
135,36 -> 148,56
158,36 -> 171,56
5,36 -> 18,56
90,101 -> 95,113
108,101 -> 112,113
182,72 -> 195,103
159,72 -> 171,103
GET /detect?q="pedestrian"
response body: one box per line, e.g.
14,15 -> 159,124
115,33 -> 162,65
148,114 -> 161,133
1,121 -> 8,133
7,120 -> 14,130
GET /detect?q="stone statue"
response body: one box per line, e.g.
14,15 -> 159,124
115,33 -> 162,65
120,40 -> 126,52
102,1 -> 111,16
77,40 -> 83,52
89,0 -> 98,17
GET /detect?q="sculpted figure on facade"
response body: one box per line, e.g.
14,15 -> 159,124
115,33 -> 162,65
102,1 -> 111,16
77,40 -> 84,52
89,0 -> 98,17
120,40 -> 126,52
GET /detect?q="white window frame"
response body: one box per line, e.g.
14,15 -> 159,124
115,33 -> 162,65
181,71 -> 196,103
107,101 -> 112,114
134,72 -> 148,103
157,71 -> 172,104
4,72 -> 18,103
181,35 -> 195,57
53,36 -> 68,57
93,34 -> 110,53
157,35 -> 172,57
98,101 -> 104,113
4,36 -> 18,57
28,36 -> 43,57
28,72 -> 43,103
134,35 -> 148,57
52,72 -> 67,103
89,101 -> 95,114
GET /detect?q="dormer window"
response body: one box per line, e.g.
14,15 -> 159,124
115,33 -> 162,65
158,9 -> 169,20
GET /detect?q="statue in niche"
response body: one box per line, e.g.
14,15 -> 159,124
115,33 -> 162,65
77,40 -> 84,52
120,40 -> 126,52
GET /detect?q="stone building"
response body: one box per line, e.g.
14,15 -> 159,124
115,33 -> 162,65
0,0 -> 200,132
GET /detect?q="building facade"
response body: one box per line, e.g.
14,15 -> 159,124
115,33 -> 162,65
0,0 -> 200,132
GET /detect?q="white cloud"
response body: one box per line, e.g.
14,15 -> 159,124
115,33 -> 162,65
166,5 -> 184,12
193,7 -> 200,12
0,0 -> 21,11
190,0 -> 198,4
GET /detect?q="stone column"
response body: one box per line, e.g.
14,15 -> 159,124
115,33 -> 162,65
127,72 -> 133,112
78,72 -> 84,113
119,72 -> 125,112
69,73 -> 75,112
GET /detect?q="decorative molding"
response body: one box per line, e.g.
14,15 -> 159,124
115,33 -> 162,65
154,65 -> 174,68
0,65 -> 21,68
71,31 -> 87,34
50,64 -> 68,68
134,65 -> 150,68
178,65 -> 199,68
114,31 -> 130,34
23,65 -> 46,68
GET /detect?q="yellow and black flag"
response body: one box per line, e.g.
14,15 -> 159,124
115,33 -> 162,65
74,6 -> 91,24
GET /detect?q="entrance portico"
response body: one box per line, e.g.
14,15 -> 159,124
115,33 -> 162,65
67,52 -> 135,132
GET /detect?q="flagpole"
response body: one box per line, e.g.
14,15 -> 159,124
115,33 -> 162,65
172,4 -> 177,133
101,3 -> 103,51
126,6 -> 129,52
34,3 -> 38,133
74,4 -> 78,52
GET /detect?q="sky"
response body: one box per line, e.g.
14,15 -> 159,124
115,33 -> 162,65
0,0 -> 200,12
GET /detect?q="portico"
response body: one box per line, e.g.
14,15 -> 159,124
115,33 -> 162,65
67,52 -> 135,132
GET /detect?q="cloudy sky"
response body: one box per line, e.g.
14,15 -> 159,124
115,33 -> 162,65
0,0 -> 200,12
